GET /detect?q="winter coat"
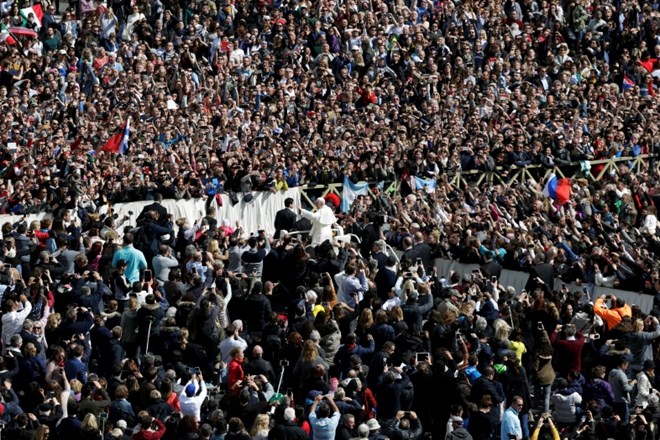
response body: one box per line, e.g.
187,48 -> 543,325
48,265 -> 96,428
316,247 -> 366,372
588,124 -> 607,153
583,378 -> 614,409
551,390 -> 582,424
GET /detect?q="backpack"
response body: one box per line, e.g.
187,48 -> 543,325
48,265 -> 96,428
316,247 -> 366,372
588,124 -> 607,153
263,333 -> 283,362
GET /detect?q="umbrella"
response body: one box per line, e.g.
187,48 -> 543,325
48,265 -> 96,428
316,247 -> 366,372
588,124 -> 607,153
7,27 -> 38,38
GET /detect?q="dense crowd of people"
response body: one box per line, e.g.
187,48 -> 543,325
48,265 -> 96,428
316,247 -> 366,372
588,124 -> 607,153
1,0 -> 660,437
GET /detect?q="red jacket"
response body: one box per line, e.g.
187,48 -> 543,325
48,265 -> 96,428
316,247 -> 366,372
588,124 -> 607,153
228,358 -> 245,396
132,418 -> 166,440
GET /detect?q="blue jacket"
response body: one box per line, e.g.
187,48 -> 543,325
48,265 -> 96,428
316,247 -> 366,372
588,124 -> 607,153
65,357 -> 88,384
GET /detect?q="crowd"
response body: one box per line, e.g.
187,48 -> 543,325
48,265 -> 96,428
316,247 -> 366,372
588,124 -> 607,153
1,0 -> 660,436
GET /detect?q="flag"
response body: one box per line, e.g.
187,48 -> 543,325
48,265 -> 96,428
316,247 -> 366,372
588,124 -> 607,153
0,32 -> 16,45
543,174 -> 571,205
414,176 -> 437,193
20,4 -> 43,29
98,118 -> 130,155
623,74 -> 635,91
341,175 -> 368,213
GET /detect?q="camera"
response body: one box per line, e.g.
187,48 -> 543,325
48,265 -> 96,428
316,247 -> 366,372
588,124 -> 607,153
194,367 -> 201,375
280,360 -> 289,367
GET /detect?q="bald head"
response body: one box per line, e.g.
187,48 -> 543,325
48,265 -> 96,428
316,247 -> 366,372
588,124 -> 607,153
253,345 -> 263,358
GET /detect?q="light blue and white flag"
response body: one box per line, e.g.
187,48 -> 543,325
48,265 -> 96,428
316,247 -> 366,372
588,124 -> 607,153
414,176 -> 437,193
341,175 -> 369,213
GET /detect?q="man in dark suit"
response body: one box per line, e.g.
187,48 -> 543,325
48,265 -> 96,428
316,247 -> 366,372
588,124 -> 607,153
64,344 -> 88,383
19,320 -> 41,354
406,232 -> 433,270
137,193 -> 169,227
375,255 -> 398,300
274,197 -> 297,239
480,251 -> 502,280
371,240 -> 389,270
244,345 -> 276,383
525,253 -> 554,293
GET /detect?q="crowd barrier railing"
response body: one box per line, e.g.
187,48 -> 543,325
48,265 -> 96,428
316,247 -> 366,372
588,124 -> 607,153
0,189 -> 303,238
433,258 -> 654,313
447,154 -> 655,189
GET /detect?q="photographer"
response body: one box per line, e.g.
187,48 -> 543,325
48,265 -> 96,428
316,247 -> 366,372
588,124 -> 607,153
0,293 -> 32,346
531,413 -> 560,440
594,294 -> 632,332
179,370 -> 207,421
309,394 -> 341,440
385,411 -> 423,440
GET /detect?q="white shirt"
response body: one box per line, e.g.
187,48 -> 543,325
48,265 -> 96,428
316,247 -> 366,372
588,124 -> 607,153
642,214 -> 658,235
1,300 -> 32,345
219,335 -> 248,364
179,380 -> 207,421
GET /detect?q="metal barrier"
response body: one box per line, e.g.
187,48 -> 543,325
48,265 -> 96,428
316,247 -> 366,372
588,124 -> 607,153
299,154 -> 656,205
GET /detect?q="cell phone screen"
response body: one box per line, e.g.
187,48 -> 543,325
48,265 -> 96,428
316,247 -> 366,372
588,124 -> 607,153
144,270 -> 152,282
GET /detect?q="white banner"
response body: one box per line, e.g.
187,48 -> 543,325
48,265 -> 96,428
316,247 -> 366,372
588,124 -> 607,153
0,189 -> 301,238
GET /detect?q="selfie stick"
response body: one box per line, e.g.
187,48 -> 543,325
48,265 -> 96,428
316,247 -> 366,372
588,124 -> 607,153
276,363 -> 287,395
145,316 -> 155,354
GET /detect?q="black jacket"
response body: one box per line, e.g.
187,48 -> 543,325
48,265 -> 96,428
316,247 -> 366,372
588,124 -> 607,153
147,398 -> 173,421
525,263 -> 554,293
274,208 -> 297,239
267,421 -> 310,440
137,202 -> 169,226
244,293 -> 272,332
401,293 -> 434,331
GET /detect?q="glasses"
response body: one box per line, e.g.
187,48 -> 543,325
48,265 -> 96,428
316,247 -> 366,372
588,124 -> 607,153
34,326 -> 42,330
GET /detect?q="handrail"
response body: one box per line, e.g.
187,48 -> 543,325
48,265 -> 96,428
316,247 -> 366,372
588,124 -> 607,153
298,154 -> 656,202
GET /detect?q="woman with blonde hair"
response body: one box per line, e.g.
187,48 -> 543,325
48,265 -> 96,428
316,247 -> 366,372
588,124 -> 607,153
81,413 -> 102,439
390,306 -> 407,335
491,319 -> 512,355
628,316 -> 660,374
70,379 -> 84,401
250,413 -> 270,440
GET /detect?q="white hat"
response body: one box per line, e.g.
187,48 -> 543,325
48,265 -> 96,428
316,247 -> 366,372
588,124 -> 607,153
366,419 -> 381,430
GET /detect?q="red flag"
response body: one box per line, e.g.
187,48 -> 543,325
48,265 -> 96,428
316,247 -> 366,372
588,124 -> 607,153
98,130 -> 123,154
555,178 -> 571,205
97,119 -> 130,154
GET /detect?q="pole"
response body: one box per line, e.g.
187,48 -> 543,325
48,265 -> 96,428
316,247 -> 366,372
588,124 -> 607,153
276,364 -> 286,395
145,318 -> 154,354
